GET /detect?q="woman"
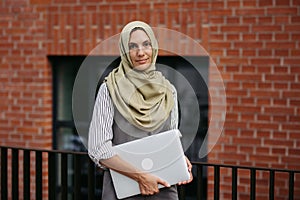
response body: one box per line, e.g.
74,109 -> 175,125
88,21 -> 193,199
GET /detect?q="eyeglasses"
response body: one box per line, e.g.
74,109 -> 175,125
128,40 -> 152,51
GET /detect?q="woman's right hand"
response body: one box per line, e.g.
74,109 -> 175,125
137,172 -> 170,195
100,155 -> 170,195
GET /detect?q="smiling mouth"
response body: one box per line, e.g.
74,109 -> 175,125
136,59 -> 148,64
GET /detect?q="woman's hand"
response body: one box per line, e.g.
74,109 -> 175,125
100,155 -> 170,196
137,172 -> 170,195
178,156 -> 193,185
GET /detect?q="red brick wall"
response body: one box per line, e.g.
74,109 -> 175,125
205,1 -> 300,199
1,0 -> 299,199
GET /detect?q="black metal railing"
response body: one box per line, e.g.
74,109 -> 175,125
1,146 -> 299,200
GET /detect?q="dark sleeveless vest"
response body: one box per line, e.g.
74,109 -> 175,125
101,109 -> 178,200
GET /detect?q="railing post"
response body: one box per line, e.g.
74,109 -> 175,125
48,151 -> 56,200
214,166 -> 220,200
23,149 -> 30,200
61,153 -> 68,200
36,151 -> 43,199
88,159 -> 95,200
250,168 -> 256,200
269,170 -> 274,200
289,171 -> 294,200
232,167 -> 237,200
74,154 -> 82,200
12,148 -> 19,200
197,165 -> 203,200
1,147 -> 8,200
178,185 -> 185,200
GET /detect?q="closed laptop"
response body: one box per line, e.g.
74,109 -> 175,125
110,129 -> 190,199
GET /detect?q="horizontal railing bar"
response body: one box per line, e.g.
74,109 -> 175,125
1,145 -> 300,174
191,161 -> 300,174
0,145 -> 87,155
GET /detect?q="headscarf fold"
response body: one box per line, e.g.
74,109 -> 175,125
105,21 -> 174,132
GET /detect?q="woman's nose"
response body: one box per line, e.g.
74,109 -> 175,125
137,48 -> 145,56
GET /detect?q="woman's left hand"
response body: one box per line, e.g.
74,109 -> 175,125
178,156 -> 193,185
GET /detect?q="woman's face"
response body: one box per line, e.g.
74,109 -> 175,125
128,29 -> 153,71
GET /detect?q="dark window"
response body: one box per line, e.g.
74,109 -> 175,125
49,55 -> 208,199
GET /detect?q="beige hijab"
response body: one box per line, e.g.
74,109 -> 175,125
105,21 -> 174,132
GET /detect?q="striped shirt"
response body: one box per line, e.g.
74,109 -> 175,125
88,83 -> 178,167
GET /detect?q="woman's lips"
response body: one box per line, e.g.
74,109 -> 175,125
136,59 -> 148,64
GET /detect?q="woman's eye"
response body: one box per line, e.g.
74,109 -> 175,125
129,43 -> 138,50
143,41 -> 151,48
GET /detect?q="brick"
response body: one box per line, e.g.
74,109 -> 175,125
265,74 -> 295,81
236,8 -> 265,16
264,138 -> 294,147
266,41 -> 296,49
259,0 -> 273,6
243,33 -> 256,41
248,122 -> 279,131
220,25 -> 249,32
234,41 -> 263,49
267,7 -> 298,15
291,16 -> 300,23
252,25 -> 282,32
282,156 -> 300,165
234,74 -> 262,81
232,105 -> 261,113
242,50 -> 256,56
220,58 -> 249,65
275,33 -> 290,40
227,33 -> 240,40
275,15 -> 290,23
282,124 -> 300,131
210,9 -> 233,16
275,49 -> 289,56
243,0 -> 257,7
231,136 -> 260,147
257,114 -> 271,121
258,16 -> 273,24
226,16 -> 240,24
251,58 -> 281,65
242,82 -> 256,89
285,25 -> 300,32
241,113 -> 255,121
242,16 -> 256,24
275,0 -> 291,6
258,49 -> 273,56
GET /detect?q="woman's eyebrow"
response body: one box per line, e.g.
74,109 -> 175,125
129,40 -> 151,44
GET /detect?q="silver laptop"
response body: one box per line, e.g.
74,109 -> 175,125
109,129 -> 190,199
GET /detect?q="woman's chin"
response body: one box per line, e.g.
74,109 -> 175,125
133,63 -> 152,71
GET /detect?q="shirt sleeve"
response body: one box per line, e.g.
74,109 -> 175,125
88,83 -> 116,168
170,85 -> 179,129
